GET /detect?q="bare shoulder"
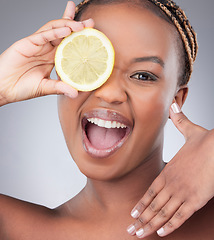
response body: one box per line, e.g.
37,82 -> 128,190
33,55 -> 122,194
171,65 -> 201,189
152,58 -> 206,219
0,193 -> 54,219
0,194 -> 57,239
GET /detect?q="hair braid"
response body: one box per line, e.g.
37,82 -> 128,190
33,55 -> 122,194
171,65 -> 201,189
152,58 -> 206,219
75,0 -> 91,14
164,0 -> 198,61
75,0 -> 198,84
147,0 -> 198,83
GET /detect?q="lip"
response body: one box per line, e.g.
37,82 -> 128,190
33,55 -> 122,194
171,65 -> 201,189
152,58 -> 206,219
81,109 -> 133,158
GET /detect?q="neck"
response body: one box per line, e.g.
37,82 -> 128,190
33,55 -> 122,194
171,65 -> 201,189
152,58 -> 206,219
83,150 -> 165,214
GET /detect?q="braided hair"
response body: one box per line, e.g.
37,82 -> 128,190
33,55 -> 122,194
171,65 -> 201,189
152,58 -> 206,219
75,0 -> 198,86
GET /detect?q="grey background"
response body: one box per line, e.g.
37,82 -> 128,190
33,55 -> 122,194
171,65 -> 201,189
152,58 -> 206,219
0,0 -> 213,208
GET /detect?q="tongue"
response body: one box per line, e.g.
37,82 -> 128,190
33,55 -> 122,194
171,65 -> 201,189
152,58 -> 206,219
87,123 -> 126,149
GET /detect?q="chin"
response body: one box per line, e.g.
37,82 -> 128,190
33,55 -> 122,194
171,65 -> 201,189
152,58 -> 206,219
69,140 -> 151,182
70,151 -> 125,181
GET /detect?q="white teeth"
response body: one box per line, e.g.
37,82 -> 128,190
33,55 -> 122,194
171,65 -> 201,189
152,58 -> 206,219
112,121 -> 117,128
87,118 -> 127,129
105,121 -> 112,128
98,119 -> 105,128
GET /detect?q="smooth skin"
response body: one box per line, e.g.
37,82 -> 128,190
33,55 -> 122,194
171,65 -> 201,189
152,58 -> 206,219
0,1 -> 213,239
130,107 -> 214,238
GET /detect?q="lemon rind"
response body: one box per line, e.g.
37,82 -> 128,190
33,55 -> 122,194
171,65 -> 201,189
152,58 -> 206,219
55,28 -> 115,92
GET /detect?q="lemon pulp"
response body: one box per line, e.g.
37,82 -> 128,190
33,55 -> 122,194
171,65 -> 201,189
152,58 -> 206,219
55,28 -> 115,91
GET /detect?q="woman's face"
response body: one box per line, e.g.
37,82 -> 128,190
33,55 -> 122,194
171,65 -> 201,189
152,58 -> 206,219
58,3 -> 184,180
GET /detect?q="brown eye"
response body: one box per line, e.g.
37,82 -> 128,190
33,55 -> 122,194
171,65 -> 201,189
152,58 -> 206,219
130,72 -> 157,82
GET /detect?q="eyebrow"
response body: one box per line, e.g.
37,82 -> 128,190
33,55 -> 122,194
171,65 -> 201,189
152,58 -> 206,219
132,56 -> 165,68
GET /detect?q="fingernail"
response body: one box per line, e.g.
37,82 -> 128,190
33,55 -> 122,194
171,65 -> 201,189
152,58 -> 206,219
131,209 -> 140,218
136,228 -> 144,238
57,82 -> 78,98
81,21 -> 85,27
127,224 -> 135,235
157,227 -> 165,236
171,102 -> 181,113
64,92 -> 76,98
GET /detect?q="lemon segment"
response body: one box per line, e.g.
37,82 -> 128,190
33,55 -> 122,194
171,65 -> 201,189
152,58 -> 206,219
55,28 -> 115,91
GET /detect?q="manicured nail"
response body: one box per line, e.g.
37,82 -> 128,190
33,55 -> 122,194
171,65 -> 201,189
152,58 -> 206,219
157,227 -> 165,236
127,224 -> 135,235
63,89 -> 78,98
57,83 -> 78,98
136,228 -> 144,238
171,102 -> 181,113
131,209 -> 140,218
64,92 -> 75,98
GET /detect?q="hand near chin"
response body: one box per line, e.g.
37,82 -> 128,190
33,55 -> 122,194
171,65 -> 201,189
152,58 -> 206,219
0,1 -> 94,107
127,102 -> 214,238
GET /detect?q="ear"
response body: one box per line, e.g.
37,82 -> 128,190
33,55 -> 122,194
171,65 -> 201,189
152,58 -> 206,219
173,85 -> 188,108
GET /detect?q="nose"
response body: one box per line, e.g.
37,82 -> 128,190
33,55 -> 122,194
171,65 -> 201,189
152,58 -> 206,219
94,69 -> 127,104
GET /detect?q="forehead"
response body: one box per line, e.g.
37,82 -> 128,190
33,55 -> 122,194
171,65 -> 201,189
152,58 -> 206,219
80,3 -> 177,71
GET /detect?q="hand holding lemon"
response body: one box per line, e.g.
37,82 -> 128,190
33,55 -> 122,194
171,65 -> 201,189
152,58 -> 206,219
0,2 -> 103,107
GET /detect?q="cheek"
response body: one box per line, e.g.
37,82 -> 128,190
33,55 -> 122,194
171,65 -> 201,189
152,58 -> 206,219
57,95 -> 82,142
117,90 -> 166,173
57,92 -> 90,133
134,93 -> 167,148
57,94 -> 92,160
132,86 -> 170,124
58,96 -> 75,146
57,96 -> 83,166
130,86 -> 172,148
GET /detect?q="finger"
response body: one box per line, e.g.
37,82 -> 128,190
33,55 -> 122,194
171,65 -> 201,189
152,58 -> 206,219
82,18 -> 95,28
169,102 -> 205,140
20,19 -> 85,56
50,18 -> 94,46
37,78 -> 78,98
15,27 -> 71,58
62,1 -> 76,20
133,190 -> 171,226
157,202 -> 194,237
134,198 -> 182,238
31,27 -> 72,46
170,102 -> 191,138
131,175 -> 165,218
50,38 -> 64,48
35,19 -> 84,34
14,27 -> 72,59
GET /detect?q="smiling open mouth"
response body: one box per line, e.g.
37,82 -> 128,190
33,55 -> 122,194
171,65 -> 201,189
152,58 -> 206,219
82,110 -> 132,158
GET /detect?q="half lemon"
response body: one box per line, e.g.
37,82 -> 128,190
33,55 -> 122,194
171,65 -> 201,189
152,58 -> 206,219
55,28 -> 115,92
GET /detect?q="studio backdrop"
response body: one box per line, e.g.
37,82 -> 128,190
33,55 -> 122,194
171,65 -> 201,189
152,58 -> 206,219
0,0 -> 213,208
